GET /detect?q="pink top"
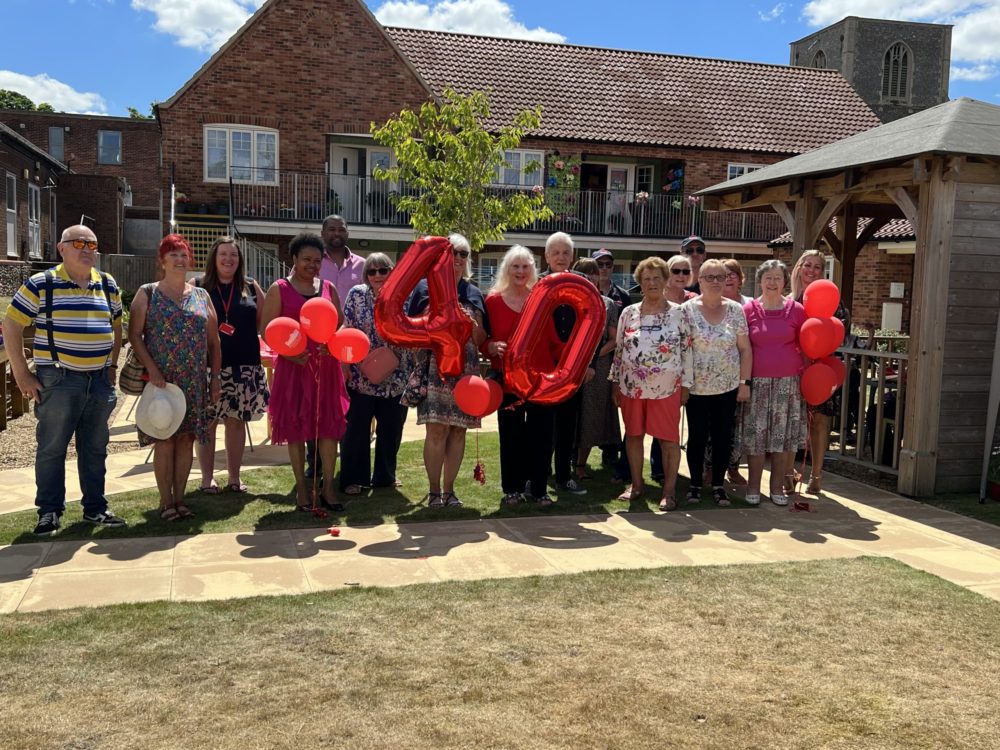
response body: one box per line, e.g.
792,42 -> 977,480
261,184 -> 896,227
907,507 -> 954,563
319,249 -> 365,305
743,298 -> 806,379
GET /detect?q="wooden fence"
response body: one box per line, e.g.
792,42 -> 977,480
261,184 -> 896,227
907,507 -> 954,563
97,255 -> 158,292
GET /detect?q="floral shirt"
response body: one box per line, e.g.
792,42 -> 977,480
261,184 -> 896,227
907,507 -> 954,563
609,302 -> 692,400
682,298 -> 748,396
342,284 -> 413,398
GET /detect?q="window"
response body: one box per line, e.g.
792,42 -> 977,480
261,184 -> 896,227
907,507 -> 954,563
97,130 -> 121,165
881,42 -> 911,103
27,184 -> 41,259
48,127 -> 65,162
812,50 -> 826,69
49,191 -> 57,259
5,172 -> 16,258
494,149 -> 543,187
636,165 -> 654,193
728,163 -> 763,181
204,125 -> 279,184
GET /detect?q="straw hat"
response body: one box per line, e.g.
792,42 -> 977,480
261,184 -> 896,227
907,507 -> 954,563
135,383 -> 186,440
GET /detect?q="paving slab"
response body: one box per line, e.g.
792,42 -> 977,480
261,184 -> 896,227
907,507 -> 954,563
18,567 -> 173,612
171,558 -> 311,602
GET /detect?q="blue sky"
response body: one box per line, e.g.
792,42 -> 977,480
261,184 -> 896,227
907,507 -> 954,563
1,0 -> 997,115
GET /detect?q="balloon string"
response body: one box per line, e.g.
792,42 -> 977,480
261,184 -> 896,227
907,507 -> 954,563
311,354 -> 322,514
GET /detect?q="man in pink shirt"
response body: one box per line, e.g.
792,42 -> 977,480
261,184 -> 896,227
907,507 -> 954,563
319,215 -> 365,303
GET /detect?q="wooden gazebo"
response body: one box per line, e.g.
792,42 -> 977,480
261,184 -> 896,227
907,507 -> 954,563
697,98 -> 1000,496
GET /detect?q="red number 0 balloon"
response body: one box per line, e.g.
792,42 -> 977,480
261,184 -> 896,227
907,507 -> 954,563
504,273 -> 605,405
374,236 -> 472,377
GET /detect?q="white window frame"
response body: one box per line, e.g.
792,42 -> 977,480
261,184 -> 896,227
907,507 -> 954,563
27,183 -> 41,259
5,172 -> 16,258
494,149 -> 544,187
49,191 -> 57,259
48,127 -> 65,162
97,130 -> 122,165
728,163 -> 764,181
203,125 -> 280,185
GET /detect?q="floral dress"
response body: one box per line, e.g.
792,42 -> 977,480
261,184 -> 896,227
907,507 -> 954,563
138,283 -> 212,445
609,302 -> 692,400
342,284 -> 413,397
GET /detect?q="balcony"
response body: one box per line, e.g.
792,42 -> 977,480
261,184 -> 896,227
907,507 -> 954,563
226,169 -> 785,243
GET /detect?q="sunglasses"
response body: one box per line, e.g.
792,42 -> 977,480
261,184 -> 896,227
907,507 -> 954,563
65,238 -> 99,251
700,274 -> 727,283
670,268 -> 691,275
596,260 -> 614,268
683,246 -> 706,255
453,250 -> 470,259
366,267 -> 390,277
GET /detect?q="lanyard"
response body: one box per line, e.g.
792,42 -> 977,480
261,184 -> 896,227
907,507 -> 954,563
218,282 -> 235,322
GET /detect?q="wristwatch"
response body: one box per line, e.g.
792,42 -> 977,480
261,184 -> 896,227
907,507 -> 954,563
740,379 -> 751,386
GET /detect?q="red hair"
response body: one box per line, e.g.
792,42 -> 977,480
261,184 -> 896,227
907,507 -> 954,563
158,234 -> 192,261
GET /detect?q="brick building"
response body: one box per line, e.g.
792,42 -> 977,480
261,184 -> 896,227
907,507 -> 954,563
156,0 -> 880,291
790,16 -> 952,123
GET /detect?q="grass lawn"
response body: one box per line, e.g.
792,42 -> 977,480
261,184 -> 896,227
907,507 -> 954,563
0,433 -> 729,545
1,557 -> 998,749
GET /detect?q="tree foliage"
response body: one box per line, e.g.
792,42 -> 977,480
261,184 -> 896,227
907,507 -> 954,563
128,104 -> 155,119
36,102 -> 55,112
370,88 -> 551,252
0,89 -> 39,110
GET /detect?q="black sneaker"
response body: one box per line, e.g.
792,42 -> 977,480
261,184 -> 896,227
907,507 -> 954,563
33,511 -> 62,536
83,509 -> 127,528
686,486 -> 702,504
557,479 -> 587,495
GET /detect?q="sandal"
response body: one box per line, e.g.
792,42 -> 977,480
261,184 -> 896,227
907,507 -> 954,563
783,471 -> 802,494
686,486 -> 702,504
713,487 -> 731,507
226,481 -> 248,493
537,494 -> 554,507
427,492 -> 445,509
726,468 -> 748,486
443,491 -> 464,508
344,484 -> 364,496
294,503 -> 313,513
199,482 -> 221,495
617,487 -> 644,502
159,507 -> 180,522
807,476 -> 822,493
501,493 -> 521,507
176,504 -> 195,519
659,495 -> 676,511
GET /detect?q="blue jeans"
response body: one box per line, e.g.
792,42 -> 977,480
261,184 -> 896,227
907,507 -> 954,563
34,365 -> 117,516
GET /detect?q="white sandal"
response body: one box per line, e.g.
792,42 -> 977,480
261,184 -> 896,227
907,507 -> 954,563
745,493 -> 761,506
771,493 -> 789,507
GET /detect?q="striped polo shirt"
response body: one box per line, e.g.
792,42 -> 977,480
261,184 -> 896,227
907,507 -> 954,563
5,264 -> 122,371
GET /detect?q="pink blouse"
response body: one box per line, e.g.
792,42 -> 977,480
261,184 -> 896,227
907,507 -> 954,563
743,298 -> 806,379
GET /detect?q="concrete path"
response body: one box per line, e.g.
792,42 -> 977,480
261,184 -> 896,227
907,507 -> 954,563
2,396 -> 999,613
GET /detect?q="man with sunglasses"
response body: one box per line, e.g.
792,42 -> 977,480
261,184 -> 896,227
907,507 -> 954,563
3,225 -> 126,536
309,215 -> 365,481
680,235 -> 707,294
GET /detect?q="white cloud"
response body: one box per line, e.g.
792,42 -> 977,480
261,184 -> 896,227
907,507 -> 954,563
802,0 -> 1000,77
130,0 -> 266,52
951,63 -> 998,80
758,3 -> 787,21
373,0 -> 565,42
0,71 -> 107,114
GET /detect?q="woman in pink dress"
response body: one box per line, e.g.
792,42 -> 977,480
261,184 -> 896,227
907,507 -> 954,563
260,233 -> 349,512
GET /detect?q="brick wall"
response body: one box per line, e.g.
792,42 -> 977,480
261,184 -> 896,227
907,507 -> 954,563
158,0 -> 431,225
0,111 -> 161,207
1,136 -> 61,261
59,174 -> 126,255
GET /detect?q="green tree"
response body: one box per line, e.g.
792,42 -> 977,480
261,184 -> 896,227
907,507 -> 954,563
128,104 -> 155,119
0,89 -> 37,110
370,88 -> 551,252
36,102 -> 55,112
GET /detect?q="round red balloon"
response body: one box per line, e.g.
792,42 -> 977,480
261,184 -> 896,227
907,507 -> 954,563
328,328 -> 371,363
818,355 -> 846,386
803,279 -> 841,319
455,375 -> 492,417
801,362 -> 838,405
799,316 -> 845,359
484,378 -> 504,415
300,297 -> 339,343
264,317 -> 307,356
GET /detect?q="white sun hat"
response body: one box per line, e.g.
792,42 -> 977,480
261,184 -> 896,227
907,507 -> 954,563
135,382 -> 187,440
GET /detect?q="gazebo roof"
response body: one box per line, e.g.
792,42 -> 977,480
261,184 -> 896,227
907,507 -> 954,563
698,98 -> 1000,195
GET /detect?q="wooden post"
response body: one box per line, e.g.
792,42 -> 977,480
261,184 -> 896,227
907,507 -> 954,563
898,158 -> 955,496
791,181 -> 820,261
839,202 -> 859,315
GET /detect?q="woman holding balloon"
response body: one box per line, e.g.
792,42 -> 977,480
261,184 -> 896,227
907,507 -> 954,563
261,232 -> 349,512
791,250 -> 849,493
405,233 -> 487,509
741,259 -> 807,506
339,253 -> 413,496
483,245 -> 560,507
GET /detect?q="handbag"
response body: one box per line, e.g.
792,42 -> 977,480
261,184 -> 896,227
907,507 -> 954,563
119,285 -> 151,396
118,347 -> 147,396
358,345 -> 400,385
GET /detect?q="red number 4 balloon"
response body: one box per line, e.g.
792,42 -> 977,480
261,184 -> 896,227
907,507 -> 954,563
374,236 -> 472,377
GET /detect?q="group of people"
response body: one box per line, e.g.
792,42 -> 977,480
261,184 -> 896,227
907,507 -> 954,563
3,217 -> 846,536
